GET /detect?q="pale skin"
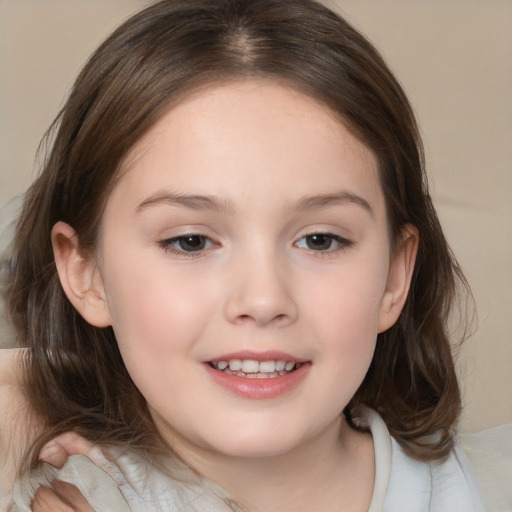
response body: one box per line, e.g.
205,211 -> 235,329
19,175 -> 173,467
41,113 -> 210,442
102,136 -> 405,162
0,80 -> 418,511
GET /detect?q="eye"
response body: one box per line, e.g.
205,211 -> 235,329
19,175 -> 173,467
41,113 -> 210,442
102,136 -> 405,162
159,234 -> 216,255
295,233 -> 351,252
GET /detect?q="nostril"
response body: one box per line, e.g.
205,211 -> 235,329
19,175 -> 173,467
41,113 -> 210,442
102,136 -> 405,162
235,314 -> 254,325
233,312 -> 293,327
224,290 -> 298,327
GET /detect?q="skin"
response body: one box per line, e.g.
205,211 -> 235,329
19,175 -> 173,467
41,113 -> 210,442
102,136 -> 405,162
0,349 -> 35,500
9,80 -> 417,511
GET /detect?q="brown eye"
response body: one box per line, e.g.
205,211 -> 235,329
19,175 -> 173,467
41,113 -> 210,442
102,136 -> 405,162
176,235 -> 207,251
305,234 -> 334,251
160,234 -> 216,255
295,232 -> 352,252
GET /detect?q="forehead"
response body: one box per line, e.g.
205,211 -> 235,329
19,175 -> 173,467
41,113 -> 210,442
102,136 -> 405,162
111,80 -> 383,216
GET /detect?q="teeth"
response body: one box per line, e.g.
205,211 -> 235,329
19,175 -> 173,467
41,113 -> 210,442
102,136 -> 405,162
213,359 -> 300,378
241,360 -> 260,373
259,360 -> 276,373
228,359 -> 242,371
275,360 -> 286,371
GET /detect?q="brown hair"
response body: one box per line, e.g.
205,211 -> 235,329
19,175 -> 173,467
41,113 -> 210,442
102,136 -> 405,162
5,0 -> 469,466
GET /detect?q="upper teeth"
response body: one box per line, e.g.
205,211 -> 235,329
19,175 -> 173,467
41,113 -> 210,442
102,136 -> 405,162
214,359 -> 297,373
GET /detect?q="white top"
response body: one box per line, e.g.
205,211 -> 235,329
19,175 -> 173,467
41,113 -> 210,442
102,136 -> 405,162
357,408 -> 486,512
9,407 -> 487,511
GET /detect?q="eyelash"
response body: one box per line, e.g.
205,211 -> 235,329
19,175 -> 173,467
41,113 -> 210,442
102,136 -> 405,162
158,234 -> 217,258
294,232 -> 353,255
158,231 -> 352,258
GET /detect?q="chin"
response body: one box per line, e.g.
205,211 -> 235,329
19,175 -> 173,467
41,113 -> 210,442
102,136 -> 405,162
201,428 -> 306,459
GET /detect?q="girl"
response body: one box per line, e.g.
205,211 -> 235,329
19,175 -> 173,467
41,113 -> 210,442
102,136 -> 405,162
0,0 -> 486,510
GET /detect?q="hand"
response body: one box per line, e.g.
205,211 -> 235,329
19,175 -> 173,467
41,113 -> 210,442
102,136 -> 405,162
39,432 -> 98,469
31,432 -> 99,512
31,481 -> 94,512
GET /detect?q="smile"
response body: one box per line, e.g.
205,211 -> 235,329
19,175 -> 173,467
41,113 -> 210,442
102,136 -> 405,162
204,354 -> 311,399
208,359 -> 302,379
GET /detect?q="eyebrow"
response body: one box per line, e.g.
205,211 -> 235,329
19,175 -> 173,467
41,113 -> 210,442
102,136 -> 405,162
136,190 -> 373,217
136,191 -> 237,214
293,191 -> 374,217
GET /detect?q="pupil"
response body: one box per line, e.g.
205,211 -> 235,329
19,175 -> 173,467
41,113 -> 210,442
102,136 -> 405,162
307,234 -> 332,250
181,235 -> 205,251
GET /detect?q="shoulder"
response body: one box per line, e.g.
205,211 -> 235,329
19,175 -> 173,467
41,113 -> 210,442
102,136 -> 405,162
0,347 -> 26,385
459,424 -> 512,512
354,407 -> 487,512
384,434 -> 486,512
0,348 -> 41,504
0,349 -> 31,441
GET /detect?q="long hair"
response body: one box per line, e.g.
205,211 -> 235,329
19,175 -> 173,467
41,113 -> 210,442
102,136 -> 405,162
5,0 -> 469,465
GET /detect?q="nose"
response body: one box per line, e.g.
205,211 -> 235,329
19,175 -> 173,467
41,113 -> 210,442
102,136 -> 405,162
223,249 -> 298,328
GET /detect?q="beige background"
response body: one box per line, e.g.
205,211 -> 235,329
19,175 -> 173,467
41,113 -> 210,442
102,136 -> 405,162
0,0 -> 511,432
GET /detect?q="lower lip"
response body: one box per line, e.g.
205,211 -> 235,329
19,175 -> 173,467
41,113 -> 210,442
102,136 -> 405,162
204,363 -> 311,400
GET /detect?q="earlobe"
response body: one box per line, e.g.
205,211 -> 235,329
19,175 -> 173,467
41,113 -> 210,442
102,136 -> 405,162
378,225 -> 419,333
51,221 -> 112,328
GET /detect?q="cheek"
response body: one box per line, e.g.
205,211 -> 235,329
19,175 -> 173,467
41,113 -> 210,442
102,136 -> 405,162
310,259 -> 388,331
304,255 -> 388,369
100,255 -> 217,358
99,259 -> 217,414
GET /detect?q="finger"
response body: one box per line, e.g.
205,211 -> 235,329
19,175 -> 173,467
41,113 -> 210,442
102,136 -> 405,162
38,443 -> 69,469
52,481 -> 94,511
31,482 -> 95,512
39,432 -> 97,468
31,485 -> 75,512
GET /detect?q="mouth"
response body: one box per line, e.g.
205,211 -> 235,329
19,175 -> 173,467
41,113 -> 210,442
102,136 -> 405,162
207,359 -> 303,379
204,355 -> 311,399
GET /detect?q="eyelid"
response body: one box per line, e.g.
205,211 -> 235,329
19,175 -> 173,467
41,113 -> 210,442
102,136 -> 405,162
294,231 -> 353,254
158,233 -> 219,258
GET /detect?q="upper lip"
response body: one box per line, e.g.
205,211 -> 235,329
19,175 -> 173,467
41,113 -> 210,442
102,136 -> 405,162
205,350 -> 309,363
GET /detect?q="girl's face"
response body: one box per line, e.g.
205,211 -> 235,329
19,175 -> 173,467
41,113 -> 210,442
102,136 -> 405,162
70,81 -> 414,460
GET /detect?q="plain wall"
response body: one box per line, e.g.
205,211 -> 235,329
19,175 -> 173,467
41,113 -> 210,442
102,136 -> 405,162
0,0 -> 511,432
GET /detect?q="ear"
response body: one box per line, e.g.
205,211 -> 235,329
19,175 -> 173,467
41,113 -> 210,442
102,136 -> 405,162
378,225 -> 419,333
51,221 -> 112,327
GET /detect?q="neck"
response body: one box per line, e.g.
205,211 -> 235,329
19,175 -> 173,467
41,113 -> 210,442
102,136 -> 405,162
166,416 -> 375,512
